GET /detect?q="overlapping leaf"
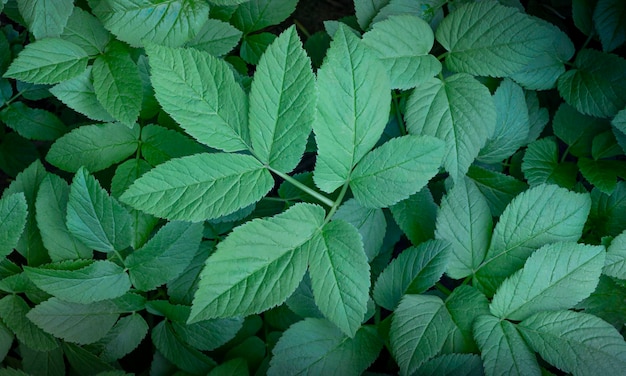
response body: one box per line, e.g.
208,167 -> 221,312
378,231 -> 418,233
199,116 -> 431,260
603,230 -> 626,279
467,165 -> 528,217
334,199 -> 386,261
231,0 -> 298,33
17,0 -> 74,39
185,19 -> 242,57
152,320 -> 216,374
0,295 -> 58,352
389,188 -> 438,246
61,7 -> 111,56
522,137 -> 577,189
593,0 -> 626,52
0,102 -> 66,141
0,193 -> 27,259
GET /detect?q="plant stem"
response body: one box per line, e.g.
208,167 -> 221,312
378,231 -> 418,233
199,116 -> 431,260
435,282 -> 452,296
392,92 -> 407,136
268,167 -> 334,207
324,180 -> 350,223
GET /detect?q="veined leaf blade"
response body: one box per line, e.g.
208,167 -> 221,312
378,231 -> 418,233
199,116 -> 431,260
0,193 -> 28,259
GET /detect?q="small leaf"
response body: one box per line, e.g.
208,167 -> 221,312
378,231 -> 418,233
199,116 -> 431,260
17,0 -> 73,39
140,124 -> 206,166
334,198 -> 386,261
518,310 -> 626,375
525,91 -> 549,144
46,123 -> 139,173
240,33 -> 276,65
268,318 -> 382,376
231,0 -> 298,33
189,203 -> 325,322
603,230 -> 626,279
167,242 -> 213,305
444,285 -> 490,353
577,275 -> 626,327
172,317 -> 244,352
97,313 -> 149,362
490,242 -> 605,321
3,38 -> 88,84
350,135 -> 445,208
67,167 -> 133,253
121,153 -> 273,222
0,192 -> 28,259
593,0 -> 626,52
579,158 -> 626,194
185,18 -> 242,57
417,353 -> 483,376
553,103 -> 610,158
61,7 -> 111,55
467,165 -> 528,217
20,344 -> 65,376
589,182 -> 626,238
522,137 -> 578,189
0,102 -> 66,141
373,240 -> 451,311
62,342 -> 115,374
152,320 -> 216,374
0,295 -> 58,352
390,188 -> 438,246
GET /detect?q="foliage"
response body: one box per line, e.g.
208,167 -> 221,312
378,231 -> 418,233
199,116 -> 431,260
0,0 -> 625,374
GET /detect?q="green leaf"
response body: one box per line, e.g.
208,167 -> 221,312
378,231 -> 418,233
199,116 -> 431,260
3,38 -> 88,84
146,43 -> 250,152
91,0 -> 210,47
444,285 -> 490,353
0,321 -> 13,363
436,1 -> 551,77
249,26 -> 316,173
26,298 -> 120,345
152,320 -> 216,374
390,188 -> 438,246
573,0 -> 596,36
140,125 -> 206,166
285,272 -> 324,319
371,0 -> 445,26
473,315 -> 541,376
350,135 -> 445,208
525,91 -> 549,144
313,25 -> 390,193
67,167 -> 133,253
373,240 -> 451,311
240,32 -> 276,65
417,354 -> 483,376
167,241 -> 213,305
17,0 -> 73,39
126,221 -> 203,291
577,275 -> 626,328
478,79 -> 529,163
390,294 -> 457,375
92,42 -> 142,126
185,18 -> 242,57
490,242 -> 605,321
0,295 -> 58,351
557,49 -> 626,118
110,159 -> 153,199
334,198 -> 386,261
172,317 -> 243,352
61,7 -> 111,56
49,66 -> 115,122
553,103 -> 610,158
362,15 -> 441,89
436,178 -> 491,279
521,137 -> 578,189
268,318 -> 382,376
518,310 -> 626,375
19,344 -> 65,376
307,220 -> 369,337
604,231 -> 626,279
592,130 -> 623,159
467,165 -> 528,217
0,192 -> 28,259
189,203 -> 325,322
24,260 -> 131,304
1,102 -> 66,141
474,184 -> 591,296
579,158 -> 626,194
121,153 -> 273,222
405,73 -> 496,181
593,0 -> 626,52
231,0 -> 298,33
46,123 -> 139,173
208,358 -> 249,376
62,342 -> 115,374
97,313 -> 149,362
589,182 -> 626,238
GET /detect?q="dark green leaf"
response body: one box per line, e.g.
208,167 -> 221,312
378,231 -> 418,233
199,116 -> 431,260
390,188 -> 438,246
140,124 -> 206,166
152,320 -> 216,374
334,199 -> 386,261
0,295 -> 58,351
17,0 -> 73,39
231,0 -> 298,33
0,192 -> 27,259
0,102 -> 66,141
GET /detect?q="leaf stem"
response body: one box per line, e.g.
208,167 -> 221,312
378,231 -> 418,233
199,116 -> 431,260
435,282 -> 452,296
392,92 -> 407,136
324,180 -> 350,223
268,167 -> 334,207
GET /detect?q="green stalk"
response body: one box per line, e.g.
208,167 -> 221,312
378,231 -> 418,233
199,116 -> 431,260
268,167 -> 334,207
324,180 -> 351,224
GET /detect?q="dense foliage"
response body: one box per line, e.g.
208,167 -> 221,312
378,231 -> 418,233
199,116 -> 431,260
0,0 -> 626,374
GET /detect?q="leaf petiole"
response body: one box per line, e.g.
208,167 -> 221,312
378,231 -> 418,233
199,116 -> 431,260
268,167 -> 334,207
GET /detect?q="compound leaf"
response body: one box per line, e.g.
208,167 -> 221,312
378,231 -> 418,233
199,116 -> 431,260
0,193 -> 27,259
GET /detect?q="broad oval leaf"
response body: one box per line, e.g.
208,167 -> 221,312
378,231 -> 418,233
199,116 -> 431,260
604,230 -> 626,279
313,25 -> 391,193
350,135 -> 445,208
0,295 -> 58,352
121,153 -> 273,222
17,0 -> 73,39
490,242 -> 605,321
593,0 -> 626,52
249,26 -> 316,173
152,320 -> 216,374
0,102 -> 67,141
0,193 -> 28,259
188,203 -> 325,323
405,73 -> 496,181
231,0 -> 298,34
334,198 -> 386,261
61,7 -> 111,56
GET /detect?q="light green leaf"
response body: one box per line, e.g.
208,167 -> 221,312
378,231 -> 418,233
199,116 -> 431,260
0,192 -> 28,259
474,184 -> 591,296
518,310 -> 626,375
579,158 -> 626,194
268,318 -> 382,376
557,49 -> 626,118
521,137 -> 578,189
17,0 -> 73,39
126,221 -> 203,291
313,25 -> 390,193
120,153 -> 273,222
417,354 -> 483,376
26,298 -> 120,345
249,26 -> 316,173
24,260 -> 131,304
146,43 -> 250,152
231,0 -> 298,33
371,0 -> 445,26
97,313 -> 149,362
478,79 -> 529,163
405,74 -> 496,181
577,275 -> 626,327
185,18 -> 242,57
362,15 -> 441,89
67,167 -> 133,253
373,240 -> 451,311
436,1 -> 551,77
354,0 -> 390,30
490,242 -> 605,321
152,320 -> 216,374
46,123 -> 138,173
436,177 -> 492,279
0,295 -> 58,352
525,91 -> 549,144
189,203 -> 324,322
593,0 -> 626,52
91,0 -> 210,47
1,102 -> 66,141
307,220 -> 369,337
553,103 -> 610,158
473,315 -> 540,376
92,42 -> 142,126
49,66 -> 115,122
334,198 -> 386,261
467,165 -> 528,217
61,7 -> 111,56
390,188 -> 438,246
604,230 -> 626,279
390,294 -> 457,375
3,38 -> 88,84
140,125 -> 206,166
173,317 -> 243,352
351,135 -> 445,208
